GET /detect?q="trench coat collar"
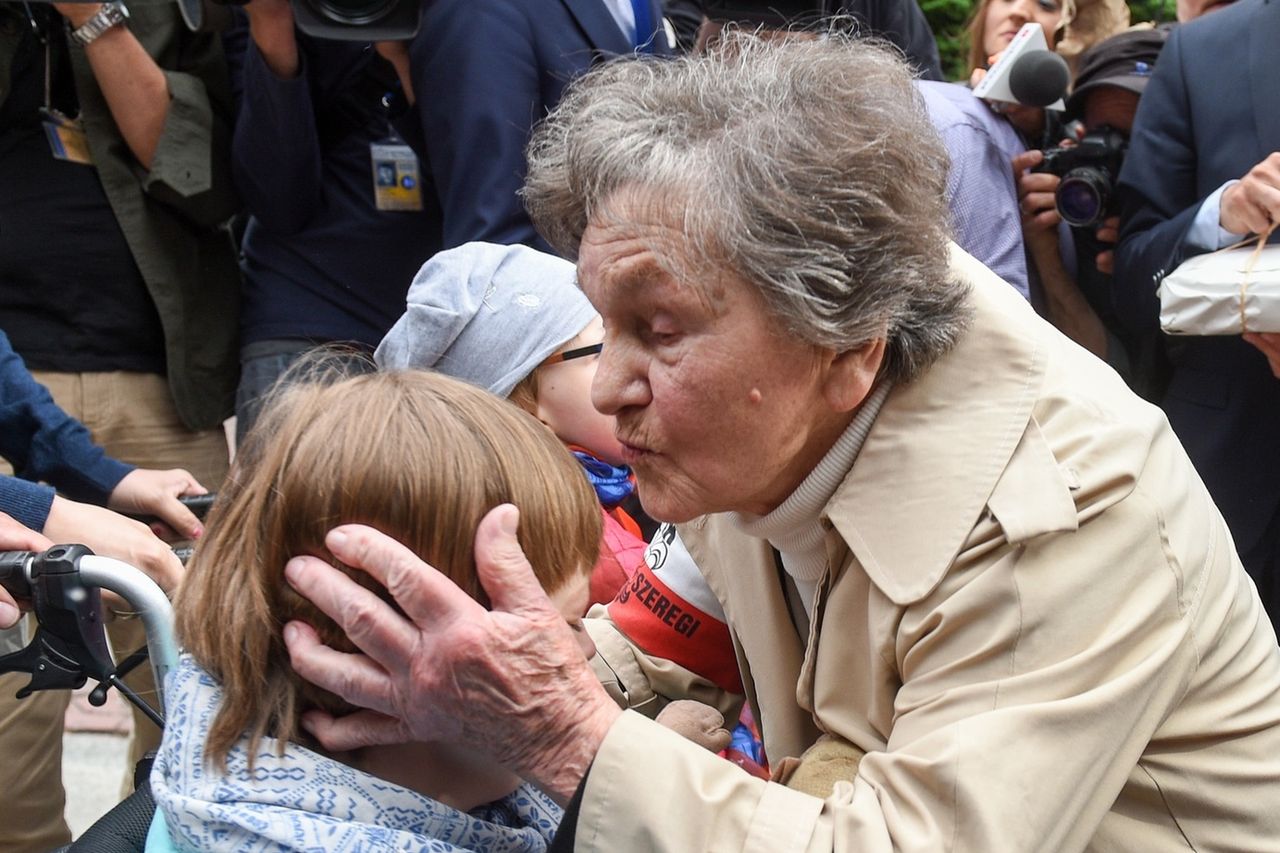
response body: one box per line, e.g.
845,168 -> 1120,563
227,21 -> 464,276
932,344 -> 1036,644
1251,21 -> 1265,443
824,245 -> 1046,605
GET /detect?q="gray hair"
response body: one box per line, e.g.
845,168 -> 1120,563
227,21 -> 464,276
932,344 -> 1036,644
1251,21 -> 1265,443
523,31 -> 971,384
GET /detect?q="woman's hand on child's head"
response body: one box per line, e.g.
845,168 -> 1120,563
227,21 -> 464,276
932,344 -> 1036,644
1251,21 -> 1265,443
282,506 -> 621,804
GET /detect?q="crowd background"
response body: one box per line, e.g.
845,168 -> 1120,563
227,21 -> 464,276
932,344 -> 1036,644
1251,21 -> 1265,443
923,0 -> 1175,77
1,0 -> 1277,848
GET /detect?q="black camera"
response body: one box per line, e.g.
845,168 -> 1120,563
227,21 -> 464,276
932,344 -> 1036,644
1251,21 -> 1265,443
208,0 -> 422,39
1031,126 -> 1128,228
289,0 -> 422,40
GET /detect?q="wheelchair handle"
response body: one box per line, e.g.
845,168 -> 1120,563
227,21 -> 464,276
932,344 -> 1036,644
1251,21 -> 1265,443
126,493 -> 217,527
0,547 -> 176,716
0,550 -> 35,601
78,554 -> 178,704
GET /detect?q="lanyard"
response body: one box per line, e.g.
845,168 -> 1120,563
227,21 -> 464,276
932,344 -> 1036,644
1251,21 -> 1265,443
21,2 -> 74,118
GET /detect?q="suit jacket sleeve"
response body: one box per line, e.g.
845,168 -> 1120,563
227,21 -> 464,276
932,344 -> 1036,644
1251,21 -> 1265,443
1114,28 -> 1205,337
410,0 -> 550,251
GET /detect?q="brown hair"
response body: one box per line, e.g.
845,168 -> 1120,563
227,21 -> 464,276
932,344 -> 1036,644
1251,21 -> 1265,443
174,370 -> 602,770
507,370 -> 541,417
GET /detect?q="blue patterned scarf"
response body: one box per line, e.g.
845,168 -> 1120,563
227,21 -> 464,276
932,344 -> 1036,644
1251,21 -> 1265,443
151,655 -> 562,852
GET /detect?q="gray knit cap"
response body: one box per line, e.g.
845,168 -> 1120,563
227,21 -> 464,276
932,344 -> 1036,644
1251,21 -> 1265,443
375,242 -> 597,398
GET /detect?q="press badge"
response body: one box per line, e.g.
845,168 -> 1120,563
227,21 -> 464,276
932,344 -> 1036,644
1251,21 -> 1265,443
370,141 -> 423,211
41,108 -> 92,165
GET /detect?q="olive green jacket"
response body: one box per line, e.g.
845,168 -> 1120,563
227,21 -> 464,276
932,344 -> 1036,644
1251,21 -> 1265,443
0,0 -> 240,429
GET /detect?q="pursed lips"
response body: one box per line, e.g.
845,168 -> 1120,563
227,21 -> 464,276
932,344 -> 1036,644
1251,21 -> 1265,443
615,428 -> 655,463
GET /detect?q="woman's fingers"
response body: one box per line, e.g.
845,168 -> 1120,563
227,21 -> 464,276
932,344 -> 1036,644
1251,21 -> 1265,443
282,619 -> 404,719
472,505 -> 562,618
320,525 -> 485,626
300,708 -> 412,753
283,553 -> 421,671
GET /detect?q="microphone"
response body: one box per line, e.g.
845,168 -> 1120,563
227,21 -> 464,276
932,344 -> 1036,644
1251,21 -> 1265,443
1008,50 -> 1071,108
971,22 -> 1067,110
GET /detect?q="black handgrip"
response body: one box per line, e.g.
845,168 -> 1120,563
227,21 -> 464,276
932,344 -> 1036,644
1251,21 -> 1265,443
0,551 -> 34,601
177,494 -> 216,519
125,493 -> 217,526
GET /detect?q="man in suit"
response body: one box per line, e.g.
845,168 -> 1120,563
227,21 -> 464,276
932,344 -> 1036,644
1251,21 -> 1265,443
406,0 -> 672,254
1115,0 -> 1280,631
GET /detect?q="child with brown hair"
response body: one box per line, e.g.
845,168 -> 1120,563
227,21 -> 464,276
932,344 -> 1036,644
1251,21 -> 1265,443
150,369 -> 602,851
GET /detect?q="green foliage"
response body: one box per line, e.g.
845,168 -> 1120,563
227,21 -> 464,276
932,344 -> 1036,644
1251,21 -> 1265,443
1128,0 -> 1178,24
920,1 -> 1179,82
920,0 -> 976,81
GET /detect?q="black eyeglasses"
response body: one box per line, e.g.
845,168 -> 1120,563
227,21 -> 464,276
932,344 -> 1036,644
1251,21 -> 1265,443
543,342 -> 603,365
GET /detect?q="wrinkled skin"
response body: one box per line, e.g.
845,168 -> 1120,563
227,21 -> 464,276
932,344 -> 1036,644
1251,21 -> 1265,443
283,509 -> 620,802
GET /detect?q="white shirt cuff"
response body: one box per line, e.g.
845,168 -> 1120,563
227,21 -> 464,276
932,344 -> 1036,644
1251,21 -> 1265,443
1187,180 -> 1244,251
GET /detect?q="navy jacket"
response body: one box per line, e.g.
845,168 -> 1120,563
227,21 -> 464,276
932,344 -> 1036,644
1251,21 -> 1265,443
0,331 -> 131,531
1115,0 -> 1280,570
406,0 -> 671,254
225,20 -> 442,348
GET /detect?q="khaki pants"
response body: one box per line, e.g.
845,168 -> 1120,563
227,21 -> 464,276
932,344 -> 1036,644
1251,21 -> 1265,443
0,371 -> 229,852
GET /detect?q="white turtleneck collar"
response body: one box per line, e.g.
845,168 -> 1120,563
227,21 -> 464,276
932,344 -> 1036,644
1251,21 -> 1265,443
730,380 -> 893,616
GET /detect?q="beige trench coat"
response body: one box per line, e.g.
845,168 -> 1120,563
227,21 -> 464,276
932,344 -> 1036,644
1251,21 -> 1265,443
580,246 -> 1280,852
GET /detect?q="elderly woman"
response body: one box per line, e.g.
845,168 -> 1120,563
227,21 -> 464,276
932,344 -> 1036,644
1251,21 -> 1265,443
281,34 -> 1280,852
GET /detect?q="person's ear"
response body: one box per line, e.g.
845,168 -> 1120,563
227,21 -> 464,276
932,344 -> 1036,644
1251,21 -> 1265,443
822,337 -> 886,413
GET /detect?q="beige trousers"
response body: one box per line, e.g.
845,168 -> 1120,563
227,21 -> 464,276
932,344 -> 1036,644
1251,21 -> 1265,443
0,371 -> 228,853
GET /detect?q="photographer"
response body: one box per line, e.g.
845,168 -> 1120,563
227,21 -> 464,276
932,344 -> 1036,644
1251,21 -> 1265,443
224,0 -> 443,441
0,0 -> 237,846
1012,27 -> 1168,394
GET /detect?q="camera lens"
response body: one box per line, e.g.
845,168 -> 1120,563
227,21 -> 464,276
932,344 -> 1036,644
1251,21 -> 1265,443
1055,167 -> 1112,228
313,0 -> 398,25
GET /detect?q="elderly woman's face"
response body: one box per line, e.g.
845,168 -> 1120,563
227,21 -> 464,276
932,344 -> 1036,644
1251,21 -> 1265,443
578,202 -> 864,522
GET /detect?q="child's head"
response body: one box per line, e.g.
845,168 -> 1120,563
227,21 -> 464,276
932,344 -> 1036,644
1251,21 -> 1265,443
174,369 -> 602,770
376,242 -> 624,464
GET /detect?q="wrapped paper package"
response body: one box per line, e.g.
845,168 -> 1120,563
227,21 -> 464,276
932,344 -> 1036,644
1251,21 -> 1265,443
1159,243 -> 1280,335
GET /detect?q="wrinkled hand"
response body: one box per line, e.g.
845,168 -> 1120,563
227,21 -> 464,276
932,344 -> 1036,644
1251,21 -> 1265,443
53,3 -> 101,29
1244,332 -> 1280,378
43,496 -> 183,595
282,506 -> 621,803
1013,148 -> 1063,233
106,468 -> 206,541
0,513 -> 54,629
1221,152 -> 1280,236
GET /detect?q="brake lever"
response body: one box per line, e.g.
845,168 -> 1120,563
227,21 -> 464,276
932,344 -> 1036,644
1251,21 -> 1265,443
0,545 -> 115,697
